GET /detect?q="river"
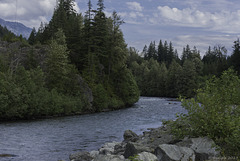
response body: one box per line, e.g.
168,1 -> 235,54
0,97 -> 187,161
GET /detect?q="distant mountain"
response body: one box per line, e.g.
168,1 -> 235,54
0,18 -> 32,39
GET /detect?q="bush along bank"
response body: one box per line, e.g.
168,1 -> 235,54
68,125 -> 221,161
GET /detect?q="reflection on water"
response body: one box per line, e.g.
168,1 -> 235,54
0,97 -> 187,161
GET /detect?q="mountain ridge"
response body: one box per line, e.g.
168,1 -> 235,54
0,18 -> 32,39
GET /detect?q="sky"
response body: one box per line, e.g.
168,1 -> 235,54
1,0 -> 240,57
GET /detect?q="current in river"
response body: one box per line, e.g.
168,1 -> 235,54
0,97 -> 187,161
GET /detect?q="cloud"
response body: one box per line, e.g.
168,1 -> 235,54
172,35 -> 236,57
117,2 -> 145,25
155,5 -> 240,34
126,2 -> 143,12
0,0 -> 81,28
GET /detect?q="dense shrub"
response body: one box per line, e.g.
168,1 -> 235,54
168,68 -> 240,157
0,66 -> 86,120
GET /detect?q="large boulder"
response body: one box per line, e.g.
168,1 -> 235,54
123,130 -> 139,142
69,151 -> 93,161
90,151 -> 99,158
136,152 -> 158,161
190,137 -> 219,160
136,126 -> 176,150
93,154 -> 125,161
113,142 -> 127,156
176,137 -> 219,160
123,142 -> 153,158
154,144 -> 195,161
99,142 -> 121,155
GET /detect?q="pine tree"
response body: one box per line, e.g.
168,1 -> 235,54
45,29 -> 71,92
231,39 -> 240,74
28,27 -> 37,45
157,40 -> 164,63
180,60 -> 197,97
93,0 -> 108,71
166,60 -> 182,97
144,41 -> 157,60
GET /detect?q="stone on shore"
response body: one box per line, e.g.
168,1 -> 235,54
69,126 -> 220,161
190,137 -> 219,160
123,130 -> 139,142
93,154 -> 125,161
123,142 -> 153,158
69,151 -> 93,161
136,152 -> 158,161
154,144 -> 195,161
99,142 -> 121,155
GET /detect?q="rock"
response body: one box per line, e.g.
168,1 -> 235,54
136,126 -> 175,150
0,154 -> 17,157
99,142 -> 121,155
93,154 -> 125,161
123,142 -> 153,158
136,152 -> 158,161
114,142 -> 127,155
154,144 -> 195,161
123,130 -> 139,142
69,151 -> 93,161
90,150 -> 99,158
190,137 -> 219,160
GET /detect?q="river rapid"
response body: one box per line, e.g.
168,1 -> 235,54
0,97 -> 187,161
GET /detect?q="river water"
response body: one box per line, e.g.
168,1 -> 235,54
0,97 -> 187,161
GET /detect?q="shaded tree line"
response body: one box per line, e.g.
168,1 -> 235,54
0,0 -> 139,120
31,0 -> 140,110
128,39 -> 240,98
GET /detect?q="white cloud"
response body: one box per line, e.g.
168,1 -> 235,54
172,35 -> 236,57
118,2 -> 145,25
155,5 -> 240,34
126,2 -> 143,12
0,0 -> 81,28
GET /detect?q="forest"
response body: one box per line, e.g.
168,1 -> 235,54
127,39 -> 240,98
0,0 -> 240,121
0,0 -> 140,120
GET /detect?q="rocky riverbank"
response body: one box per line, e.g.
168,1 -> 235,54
68,125 -> 220,161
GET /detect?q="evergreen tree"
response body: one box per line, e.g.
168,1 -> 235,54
45,29 -> 76,93
180,60 -> 197,97
158,62 -> 168,96
83,0 -> 95,80
167,41 -> 174,65
144,41 -> 157,60
92,0 -> 109,73
107,11 -> 126,75
157,40 -> 164,63
28,27 -> 37,45
231,39 -> 240,74
166,60 -> 182,97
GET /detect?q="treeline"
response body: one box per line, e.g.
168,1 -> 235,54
0,0 -> 139,120
127,39 -> 240,98
0,24 -> 26,43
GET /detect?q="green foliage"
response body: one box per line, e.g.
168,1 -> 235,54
230,39 -> 240,74
169,68 -> 240,157
92,83 -> 109,111
0,0 -> 141,120
128,155 -> 143,161
166,60 -> 182,97
114,67 -> 140,106
28,27 -> 37,45
180,60 -> 197,98
0,66 -> 86,120
45,29 -> 76,93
